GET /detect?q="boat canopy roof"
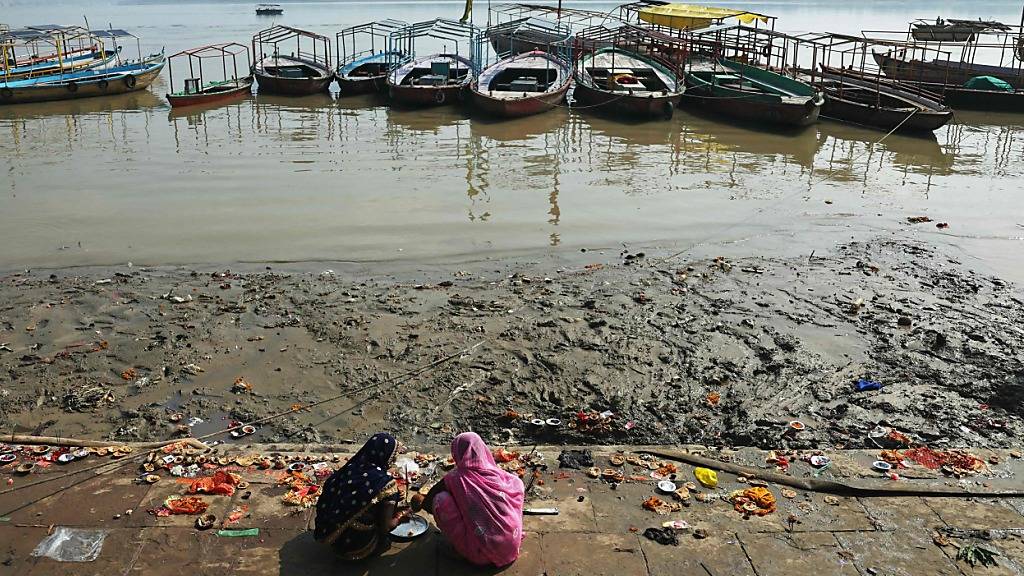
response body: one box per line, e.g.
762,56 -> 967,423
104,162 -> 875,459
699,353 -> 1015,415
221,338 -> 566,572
636,3 -> 771,30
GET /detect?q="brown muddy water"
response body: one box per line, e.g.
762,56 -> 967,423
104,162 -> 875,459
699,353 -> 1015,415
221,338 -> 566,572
1,1 -> 1024,281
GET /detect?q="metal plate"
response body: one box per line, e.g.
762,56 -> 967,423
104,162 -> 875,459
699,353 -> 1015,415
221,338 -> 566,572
390,514 -> 429,539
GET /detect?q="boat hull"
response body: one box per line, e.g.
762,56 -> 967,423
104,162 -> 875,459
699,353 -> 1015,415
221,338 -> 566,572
337,74 -> 386,95
682,86 -> 821,127
0,64 -> 163,105
166,78 -> 254,108
471,82 -> 569,118
254,70 -> 333,95
388,84 -> 466,106
821,95 -> 951,132
572,82 -> 681,119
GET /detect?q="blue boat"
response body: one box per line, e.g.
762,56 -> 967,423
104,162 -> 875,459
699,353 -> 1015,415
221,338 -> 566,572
335,20 -> 409,95
0,53 -> 165,105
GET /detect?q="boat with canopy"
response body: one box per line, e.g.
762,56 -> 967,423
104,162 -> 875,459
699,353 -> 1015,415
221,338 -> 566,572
166,43 -> 253,108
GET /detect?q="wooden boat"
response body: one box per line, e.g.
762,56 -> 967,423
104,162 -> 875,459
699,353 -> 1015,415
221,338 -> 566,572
254,55 -> 333,95
252,26 -> 333,95
471,50 -> 571,118
809,67 -> 952,132
166,43 -> 253,108
387,54 -> 475,106
873,50 -> 1024,89
683,58 -> 822,127
0,54 -> 165,105
335,20 -> 409,96
573,47 -> 684,120
167,77 -> 254,107
256,4 -> 283,16
910,18 -> 1008,43
337,51 -> 406,94
3,48 -> 118,82
814,64 -> 1024,113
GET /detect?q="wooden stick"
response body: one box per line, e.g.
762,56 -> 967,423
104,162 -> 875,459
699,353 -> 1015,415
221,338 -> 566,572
4,435 -> 209,451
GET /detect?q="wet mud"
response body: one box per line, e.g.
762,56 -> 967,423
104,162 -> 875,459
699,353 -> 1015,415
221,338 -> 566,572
0,237 -> 1021,450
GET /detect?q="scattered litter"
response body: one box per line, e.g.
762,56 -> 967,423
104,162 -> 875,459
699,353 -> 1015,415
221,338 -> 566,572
730,487 -> 777,516
217,528 -> 259,538
558,449 -> 594,470
181,364 -> 204,376
958,544 -> 999,567
694,467 -> 718,488
231,377 -> 253,394
157,496 -> 208,516
907,216 -> 933,224
855,379 -> 882,392
188,471 -> 242,496
32,528 -> 108,562
195,514 -> 217,530
643,527 -> 679,546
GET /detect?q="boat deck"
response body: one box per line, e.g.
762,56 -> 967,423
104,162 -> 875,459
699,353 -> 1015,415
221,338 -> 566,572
583,52 -> 676,96
477,53 -> 566,99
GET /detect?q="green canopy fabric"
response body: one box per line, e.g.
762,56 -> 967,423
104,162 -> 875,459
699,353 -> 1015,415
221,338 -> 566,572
964,76 -> 1014,91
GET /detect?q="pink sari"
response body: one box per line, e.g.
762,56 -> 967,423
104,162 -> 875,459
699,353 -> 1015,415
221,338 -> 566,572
433,433 -> 525,567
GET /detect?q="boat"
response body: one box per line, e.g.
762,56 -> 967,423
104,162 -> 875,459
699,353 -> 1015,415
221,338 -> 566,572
873,50 -> 1024,89
808,66 -> 952,132
252,26 -> 333,95
166,43 -> 253,108
256,4 -> 284,16
572,47 -> 685,119
471,50 -> 571,117
0,53 -> 165,105
2,25 -> 121,82
335,20 -> 408,96
387,53 -> 476,106
910,18 -> 1009,43
683,58 -> 822,127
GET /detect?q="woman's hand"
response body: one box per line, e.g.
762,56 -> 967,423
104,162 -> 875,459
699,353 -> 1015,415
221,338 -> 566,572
390,508 -> 411,529
410,493 -> 425,513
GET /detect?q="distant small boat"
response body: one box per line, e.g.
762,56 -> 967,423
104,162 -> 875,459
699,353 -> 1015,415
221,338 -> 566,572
471,50 -> 571,118
0,53 -> 165,105
256,4 -> 284,16
910,18 -> 1008,43
573,47 -> 684,120
684,58 -> 822,127
810,67 -> 953,133
387,53 -> 475,106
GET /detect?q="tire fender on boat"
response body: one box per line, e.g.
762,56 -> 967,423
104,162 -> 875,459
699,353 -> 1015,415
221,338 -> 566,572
435,90 -> 446,104
66,81 -> 78,93
123,74 -> 137,89
98,79 -> 109,91
662,100 -> 675,120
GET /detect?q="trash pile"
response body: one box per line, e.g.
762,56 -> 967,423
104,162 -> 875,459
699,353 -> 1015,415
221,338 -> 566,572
729,487 -> 777,517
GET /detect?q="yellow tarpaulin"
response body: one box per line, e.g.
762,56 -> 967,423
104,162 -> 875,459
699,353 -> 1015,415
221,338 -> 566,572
638,4 -> 770,30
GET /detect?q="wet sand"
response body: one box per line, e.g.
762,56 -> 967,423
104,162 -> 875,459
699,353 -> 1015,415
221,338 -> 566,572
1,233 -> 1020,450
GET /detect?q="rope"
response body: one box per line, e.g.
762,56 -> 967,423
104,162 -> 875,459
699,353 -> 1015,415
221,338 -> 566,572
0,341 -> 484,511
656,108 -> 920,265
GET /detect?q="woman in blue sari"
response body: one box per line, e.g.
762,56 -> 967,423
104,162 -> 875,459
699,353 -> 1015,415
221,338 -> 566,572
313,433 -> 408,560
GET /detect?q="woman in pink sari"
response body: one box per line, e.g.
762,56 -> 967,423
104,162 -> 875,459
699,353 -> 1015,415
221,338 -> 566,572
412,432 -> 525,567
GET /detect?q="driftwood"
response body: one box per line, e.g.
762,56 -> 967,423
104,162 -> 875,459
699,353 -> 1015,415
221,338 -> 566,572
4,434 -> 209,451
641,448 -> 1024,498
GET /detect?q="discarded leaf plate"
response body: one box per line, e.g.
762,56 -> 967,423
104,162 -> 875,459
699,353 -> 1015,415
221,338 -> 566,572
72,449 -> 89,459
662,520 -> 690,532
872,461 -> 892,472
15,462 -> 34,475
241,425 -> 257,436
0,454 -> 15,463
657,480 -> 678,494
390,514 -> 429,540
545,418 -> 562,427
809,455 -> 830,467
287,462 -> 306,472
788,421 -> 806,431
32,445 -> 50,455
530,418 -> 545,427
143,474 -> 160,484
57,453 -> 76,463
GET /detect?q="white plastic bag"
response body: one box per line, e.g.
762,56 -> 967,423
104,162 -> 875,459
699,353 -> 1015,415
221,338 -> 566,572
32,527 -> 108,562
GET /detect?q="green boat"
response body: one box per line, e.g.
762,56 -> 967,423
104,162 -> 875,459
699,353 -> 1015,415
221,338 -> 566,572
683,58 -> 823,127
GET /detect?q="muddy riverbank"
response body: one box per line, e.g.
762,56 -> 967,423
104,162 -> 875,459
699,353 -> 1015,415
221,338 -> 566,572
0,235 -> 1021,450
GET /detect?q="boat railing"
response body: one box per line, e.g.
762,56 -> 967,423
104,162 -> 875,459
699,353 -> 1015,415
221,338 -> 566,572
254,25 -> 331,70
336,19 -> 408,68
387,18 -> 482,74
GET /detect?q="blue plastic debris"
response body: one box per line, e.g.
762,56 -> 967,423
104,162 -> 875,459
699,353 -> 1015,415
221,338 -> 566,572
855,379 -> 882,392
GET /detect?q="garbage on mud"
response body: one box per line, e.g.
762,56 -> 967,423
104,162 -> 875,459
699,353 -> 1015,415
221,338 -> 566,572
730,487 -> 777,516
32,528 -> 108,562
694,467 -> 718,488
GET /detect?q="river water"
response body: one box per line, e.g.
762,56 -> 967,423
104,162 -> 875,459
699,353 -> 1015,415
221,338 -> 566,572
1,1 -> 1023,280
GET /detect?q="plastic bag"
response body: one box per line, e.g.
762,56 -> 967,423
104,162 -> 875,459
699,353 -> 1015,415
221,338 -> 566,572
32,527 -> 108,562
694,467 -> 718,488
